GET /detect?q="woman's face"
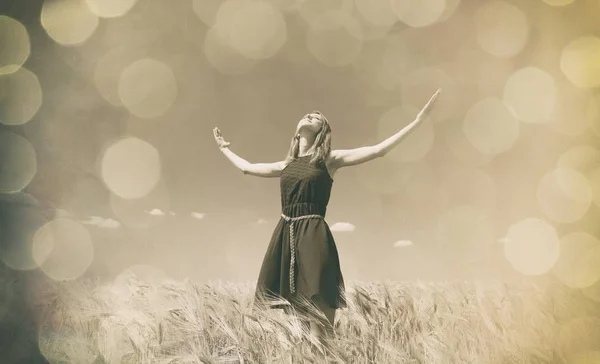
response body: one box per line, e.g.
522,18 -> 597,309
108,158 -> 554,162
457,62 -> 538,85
296,111 -> 324,135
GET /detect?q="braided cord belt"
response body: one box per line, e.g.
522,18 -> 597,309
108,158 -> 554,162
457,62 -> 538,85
280,213 -> 324,295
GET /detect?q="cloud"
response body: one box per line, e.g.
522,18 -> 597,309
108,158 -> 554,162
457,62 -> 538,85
147,208 -> 165,216
191,212 -> 206,220
169,211 -> 176,216
81,216 -> 121,229
393,240 -> 413,248
330,222 -> 355,232
257,218 -> 268,224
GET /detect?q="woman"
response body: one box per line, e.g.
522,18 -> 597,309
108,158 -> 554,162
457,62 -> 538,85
213,89 -> 441,344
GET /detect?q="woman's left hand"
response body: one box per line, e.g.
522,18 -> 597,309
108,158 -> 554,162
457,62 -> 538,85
416,88 -> 441,122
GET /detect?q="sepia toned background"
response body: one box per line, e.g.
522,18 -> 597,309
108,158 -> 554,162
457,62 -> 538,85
1,0 -> 600,360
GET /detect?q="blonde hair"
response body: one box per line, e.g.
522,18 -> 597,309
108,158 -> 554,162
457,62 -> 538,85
285,111 -> 332,166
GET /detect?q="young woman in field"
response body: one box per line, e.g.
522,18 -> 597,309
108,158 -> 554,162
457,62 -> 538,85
213,89 -> 441,345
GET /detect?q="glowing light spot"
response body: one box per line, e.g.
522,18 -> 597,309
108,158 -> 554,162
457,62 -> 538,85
298,0 -> 354,28
41,0 -> 99,46
537,168 -> 592,224
436,205 -> 496,262
0,67 -> 42,126
589,167 -> 600,210
561,36 -> 600,88
475,1 -> 529,58
100,137 -> 161,199
553,232 -> 600,288
110,180 -> 170,229
32,219 -> 94,281
84,0 -> 138,18
192,0 -> 223,26
203,26 -> 257,75
377,105 -> 435,163
0,16 -> 30,74
503,218 -> 560,275
118,58 -> 178,119
355,0 -> 398,27
392,0 -> 446,28
462,98 -> 519,155
557,145 -> 600,175
503,67 -> 557,124
589,94 -> 600,138
228,2 -> 287,60
400,66 -> 457,124
438,0 -> 461,22
0,131 -> 37,193
306,11 -> 363,67
550,85 -> 592,136
94,46 -> 148,107
543,0 -> 574,6
444,122 -> 495,167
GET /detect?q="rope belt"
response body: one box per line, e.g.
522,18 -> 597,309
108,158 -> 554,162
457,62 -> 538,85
280,213 -> 324,295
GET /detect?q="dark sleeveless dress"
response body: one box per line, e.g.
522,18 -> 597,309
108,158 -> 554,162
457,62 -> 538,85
254,155 -> 347,310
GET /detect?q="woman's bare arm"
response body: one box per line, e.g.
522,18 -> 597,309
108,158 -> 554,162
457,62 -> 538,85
328,89 -> 441,170
214,127 -> 286,178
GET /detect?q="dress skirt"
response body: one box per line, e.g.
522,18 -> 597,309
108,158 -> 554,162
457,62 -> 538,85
254,202 -> 347,311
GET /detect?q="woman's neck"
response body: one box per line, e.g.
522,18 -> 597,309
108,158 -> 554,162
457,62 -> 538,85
297,134 -> 316,157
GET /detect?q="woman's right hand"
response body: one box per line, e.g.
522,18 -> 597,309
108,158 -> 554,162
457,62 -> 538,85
213,127 -> 230,149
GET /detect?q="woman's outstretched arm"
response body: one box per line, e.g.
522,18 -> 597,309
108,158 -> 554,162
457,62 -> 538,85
329,89 -> 441,169
213,127 -> 286,178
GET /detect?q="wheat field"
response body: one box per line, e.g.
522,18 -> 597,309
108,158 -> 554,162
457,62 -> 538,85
28,270 -> 600,364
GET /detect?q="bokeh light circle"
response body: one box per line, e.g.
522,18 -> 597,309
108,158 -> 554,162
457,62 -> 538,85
537,168 -> 592,224
377,105 -> 435,163
100,137 -> 162,199
400,66 -> 457,123
0,67 -> 43,126
475,1 -> 529,58
557,145 -> 600,175
444,123 -> 495,167
109,179 -> 171,229
561,36 -> 600,88
203,26 -> 257,75
41,0 -> 99,46
391,0 -> 446,28
463,98 -> 520,155
503,218 -> 560,275
503,67 -> 557,124
0,16 -> 30,74
118,58 -> 178,119
543,0 -> 574,6
298,0 -> 354,28
84,0 -> 138,18
552,232 -> 600,288
192,0 -> 223,27
0,131 -> 37,193
306,11 -> 363,67
94,46 -> 148,107
354,0 -> 398,27
32,219 -> 94,281
228,2 -> 287,60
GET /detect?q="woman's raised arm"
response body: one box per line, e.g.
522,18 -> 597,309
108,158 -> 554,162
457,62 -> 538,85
328,89 -> 441,170
213,127 -> 286,178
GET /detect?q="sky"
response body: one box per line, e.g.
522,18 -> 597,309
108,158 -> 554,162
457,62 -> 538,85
1,0 -> 600,296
